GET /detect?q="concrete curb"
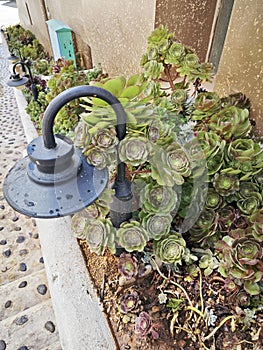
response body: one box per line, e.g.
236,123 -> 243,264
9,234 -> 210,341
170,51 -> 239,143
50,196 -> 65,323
13,89 -> 116,350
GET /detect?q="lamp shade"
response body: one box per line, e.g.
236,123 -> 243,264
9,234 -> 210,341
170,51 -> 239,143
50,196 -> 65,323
3,85 -> 130,220
3,135 -> 108,218
7,74 -> 28,88
7,53 -> 20,62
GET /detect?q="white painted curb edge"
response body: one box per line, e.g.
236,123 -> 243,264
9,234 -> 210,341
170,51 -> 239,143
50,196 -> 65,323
14,89 -> 117,350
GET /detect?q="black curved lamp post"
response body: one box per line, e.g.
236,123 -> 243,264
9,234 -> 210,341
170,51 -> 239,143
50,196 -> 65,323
7,60 -> 38,101
3,85 -> 132,227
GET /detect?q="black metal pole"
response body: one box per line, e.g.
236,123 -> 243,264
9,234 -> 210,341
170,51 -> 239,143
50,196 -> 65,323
12,61 -> 38,101
42,85 -> 132,227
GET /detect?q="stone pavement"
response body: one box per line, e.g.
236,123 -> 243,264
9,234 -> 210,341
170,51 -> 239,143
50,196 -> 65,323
0,38 -> 62,350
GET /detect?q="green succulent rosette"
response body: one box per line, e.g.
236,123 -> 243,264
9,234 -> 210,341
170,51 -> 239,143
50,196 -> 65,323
82,218 -> 116,255
142,60 -> 164,79
217,234 -> 263,295
189,209 -> 218,244
71,210 -> 90,239
150,142 -> 191,186
116,221 -> 149,252
237,195 -> 262,215
205,188 -> 224,210
91,126 -> 118,150
192,92 -> 221,121
140,183 -> 177,213
154,232 -> 187,264
226,139 -> 262,163
84,145 -> 112,169
140,211 -> 172,240
73,121 -> 90,148
118,135 -> 152,166
164,42 -> 185,64
147,25 -> 173,47
197,131 -> 226,159
213,172 -> 239,196
235,181 -> 262,215
208,106 -> 251,141
146,119 -> 173,145
171,89 -> 188,106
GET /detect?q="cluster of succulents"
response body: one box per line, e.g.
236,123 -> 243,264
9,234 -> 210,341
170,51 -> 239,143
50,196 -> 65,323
9,23 -> 262,342
71,27 -> 263,304
140,25 -> 213,112
6,24 -> 48,61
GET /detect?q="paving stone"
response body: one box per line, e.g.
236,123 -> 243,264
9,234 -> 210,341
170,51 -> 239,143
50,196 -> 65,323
0,300 -> 61,350
0,270 -> 51,321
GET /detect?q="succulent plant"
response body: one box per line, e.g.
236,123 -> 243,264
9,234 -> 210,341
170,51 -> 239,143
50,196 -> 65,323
118,253 -> 139,280
135,312 -> 159,339
71,210 -> 91,239
80,218 -> 116,255
140,211 -> 172,240
154,232 -> 186,264
208,106 -> 251,141
91,126 -> 118,150
217,234 -> 263,295
220,92 -> 250,110
192,92 -> 221,121
119,291 -> 141,314
228,289 -> 251,307
189,208 -> 218,245
226,138 -> 262,163
193,248 -> 219,276
118,135 -> 152,166
146,119 -> 173,145
217,205 -> 237,233
237,192 -> 262,215
141,25 -> 213,96
116,221 -> 148,252
150,141 -> 191,186
140,183 -> 177,213
84,145 -> 113,169
205,188 -> 224,210
213,172 -> 239,196
250,208 -> 263,241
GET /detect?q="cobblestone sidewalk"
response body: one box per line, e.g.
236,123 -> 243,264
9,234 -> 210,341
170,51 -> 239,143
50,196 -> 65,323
0,40 -> 62,350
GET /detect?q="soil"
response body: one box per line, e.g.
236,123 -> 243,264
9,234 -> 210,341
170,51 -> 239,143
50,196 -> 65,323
79,241 -> 263,350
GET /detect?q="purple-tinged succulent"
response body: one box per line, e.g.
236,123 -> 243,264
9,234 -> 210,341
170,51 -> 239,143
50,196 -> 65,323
119,292 -> 141,314
135,312 -> 159,339
118,253 -> 138,280
217,205 -> 237,233
208,106 -> 251,141
216,234 -> 263,295
250,208 -> 263,241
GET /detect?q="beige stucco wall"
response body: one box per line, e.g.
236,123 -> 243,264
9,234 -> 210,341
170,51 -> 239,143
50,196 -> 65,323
155,0 -> 217,62
214,0 -> 263,134
39,0 -> 156,76
16,0 -> 52,56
